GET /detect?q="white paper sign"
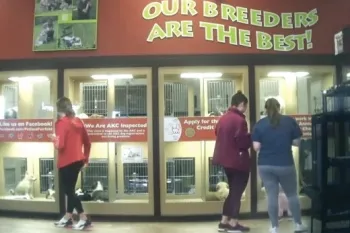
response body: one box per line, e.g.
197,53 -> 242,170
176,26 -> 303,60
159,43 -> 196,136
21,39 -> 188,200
334,31 -> 344,55
164,117 -> 182,142
121,146 -> 143,163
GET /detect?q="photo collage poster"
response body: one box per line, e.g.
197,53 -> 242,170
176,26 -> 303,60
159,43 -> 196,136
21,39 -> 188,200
33,0 -> 98,51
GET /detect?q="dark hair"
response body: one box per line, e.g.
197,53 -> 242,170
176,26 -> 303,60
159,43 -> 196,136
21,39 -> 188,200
231,90 -> 248,106
265,98 -> 281,127
56,97 -> 75,117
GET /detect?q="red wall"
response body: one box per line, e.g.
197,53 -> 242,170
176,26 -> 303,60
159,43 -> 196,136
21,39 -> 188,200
0,0 -> 349,60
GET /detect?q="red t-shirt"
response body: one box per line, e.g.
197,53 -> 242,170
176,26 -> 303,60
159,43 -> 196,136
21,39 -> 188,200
54,116 -> 91,168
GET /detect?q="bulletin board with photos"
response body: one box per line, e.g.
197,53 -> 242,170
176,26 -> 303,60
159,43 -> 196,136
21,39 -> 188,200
33,0 -> 98,51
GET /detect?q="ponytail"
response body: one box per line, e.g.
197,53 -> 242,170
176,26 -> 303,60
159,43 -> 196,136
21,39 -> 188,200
231,90 -> 248,106
265,98 -> 281,127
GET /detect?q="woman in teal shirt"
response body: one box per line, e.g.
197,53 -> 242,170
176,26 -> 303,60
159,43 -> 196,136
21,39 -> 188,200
252,98 -> 307,233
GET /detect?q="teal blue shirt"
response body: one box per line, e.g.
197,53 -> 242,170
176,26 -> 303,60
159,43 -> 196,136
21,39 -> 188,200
252,115 -> 302,166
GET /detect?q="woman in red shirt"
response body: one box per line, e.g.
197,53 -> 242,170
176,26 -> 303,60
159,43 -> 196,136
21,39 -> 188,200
212,91 -> 251,233
53,97 -> 91,230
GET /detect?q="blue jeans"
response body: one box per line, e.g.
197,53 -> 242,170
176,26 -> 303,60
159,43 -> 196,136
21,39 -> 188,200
258,165 -> 302,228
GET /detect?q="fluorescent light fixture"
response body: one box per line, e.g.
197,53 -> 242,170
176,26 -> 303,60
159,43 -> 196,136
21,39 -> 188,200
91,74 -> 133,80
267,72 -> 309,78
346,72 -> 350,77
0,96 -> 4,119
8,76 -> 49,82
180,72 -> 223,79
295,72 -> 309,77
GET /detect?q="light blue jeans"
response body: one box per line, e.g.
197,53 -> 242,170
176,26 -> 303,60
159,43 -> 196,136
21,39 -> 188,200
258,165 -> 302,228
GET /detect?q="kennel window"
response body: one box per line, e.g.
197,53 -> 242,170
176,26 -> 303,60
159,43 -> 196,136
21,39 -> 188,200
259,79 -> 279,114
2,84 -> 18,119
123,160 -> 148,194
39,158 -> 54,193
32,81 -> 52,119
3,158 -> 27,192
164,83 -> 189,117
166,158 -> 195,195
115,84 -> 147,117
2,84 -> 18,109
207,80 -> 234,115
81,158 -> 108,192
81,82 -> 108,116
208,157 -> 228,192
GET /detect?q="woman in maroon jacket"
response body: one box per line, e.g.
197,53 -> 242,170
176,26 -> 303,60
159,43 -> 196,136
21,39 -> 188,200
213,91 -> 251,233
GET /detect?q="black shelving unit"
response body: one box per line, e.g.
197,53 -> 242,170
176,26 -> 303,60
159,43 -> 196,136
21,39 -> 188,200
305,80 -> 350,233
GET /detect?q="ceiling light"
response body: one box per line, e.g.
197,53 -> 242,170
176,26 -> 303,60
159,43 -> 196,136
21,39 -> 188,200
91,74 -> 133,80
295,72 -> 309,77
346,72 -> 350,77
267,72 -> 309,78
180,72 -> 223,79
8,76 -> 49,82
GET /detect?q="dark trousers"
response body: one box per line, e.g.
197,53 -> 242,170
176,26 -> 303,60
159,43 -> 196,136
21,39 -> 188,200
222,168 -> 250,218
59,160 -> 85,214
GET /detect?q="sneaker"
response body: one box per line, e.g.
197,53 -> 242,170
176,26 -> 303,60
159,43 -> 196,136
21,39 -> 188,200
270,227 -> 278,233
294,224 -> 308,232
72,219 -> 92,231
235,223 -> 250,232
226,225 -> 242,233
54,217 -> 73,228
226,224 -> 246,233
218,223 -> 229,232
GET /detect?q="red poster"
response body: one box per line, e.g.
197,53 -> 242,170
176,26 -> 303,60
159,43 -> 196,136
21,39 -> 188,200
164,117 -> 219,142
289,115 -> 312,138
0,119 -> 53,142
82,118 -> 148,142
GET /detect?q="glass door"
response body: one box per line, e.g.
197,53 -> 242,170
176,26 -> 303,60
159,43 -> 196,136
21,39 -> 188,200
255,65 -> 335,212
159,66 -> 250,216
64,68 -> 154,215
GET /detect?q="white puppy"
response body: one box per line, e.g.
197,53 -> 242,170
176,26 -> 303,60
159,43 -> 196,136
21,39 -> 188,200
10,172 -> 37,199
261,186 -> 291,218
215,182 -> 229,201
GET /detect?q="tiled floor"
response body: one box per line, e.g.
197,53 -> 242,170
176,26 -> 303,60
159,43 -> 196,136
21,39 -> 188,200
0,217 -> 312,233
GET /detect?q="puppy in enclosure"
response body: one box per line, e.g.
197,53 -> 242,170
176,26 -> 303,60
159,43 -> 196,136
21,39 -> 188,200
278,187 -> 292,221
261,185 -> 292,221
75,181 -> 108,202
51,97 -> 92,230
75,188 -> 92,201
45,171 -> 56,199
9,172 -> 37,200
46,185 -> 55,199
91,181 -> 108,202
215,182 -> 229,201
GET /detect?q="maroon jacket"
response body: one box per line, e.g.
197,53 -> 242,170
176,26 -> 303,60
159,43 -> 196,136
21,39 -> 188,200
212,107 -> 251,172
